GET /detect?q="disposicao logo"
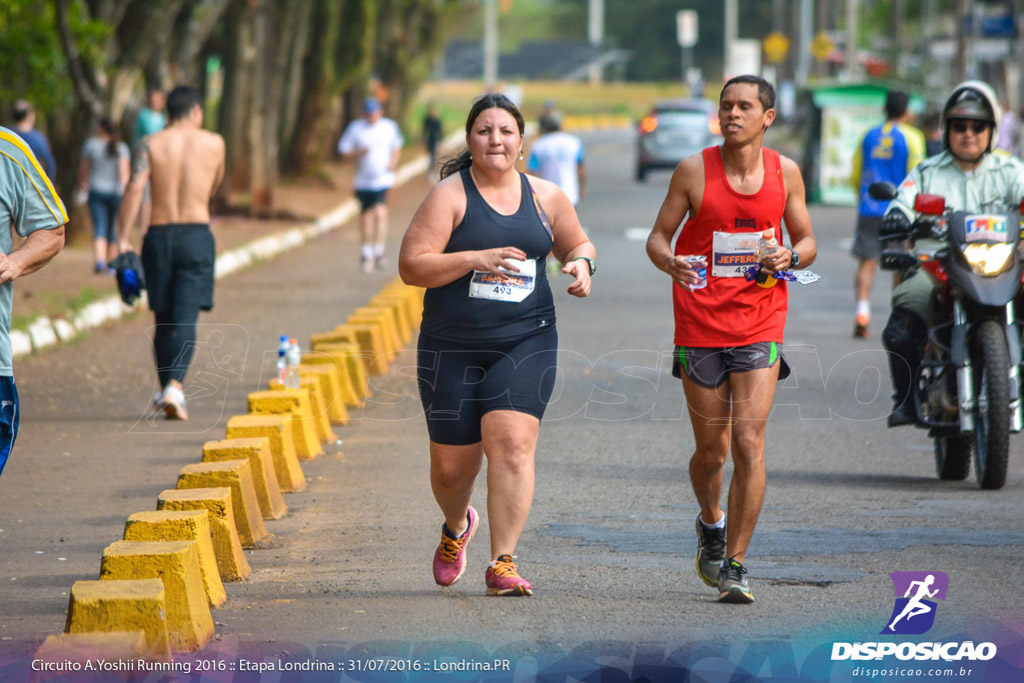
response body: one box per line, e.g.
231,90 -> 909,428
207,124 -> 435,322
881,571 -> 948,635
830,570 -> 998,663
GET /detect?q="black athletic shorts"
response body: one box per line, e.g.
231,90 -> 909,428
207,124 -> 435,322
355,189 -> 389,212
852,214 -> 883,261
141,223 -> 216,313
672,342 -> 790,389
416,327 -> 558,445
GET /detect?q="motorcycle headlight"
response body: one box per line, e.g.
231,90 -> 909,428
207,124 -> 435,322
962,242 -> 1015,276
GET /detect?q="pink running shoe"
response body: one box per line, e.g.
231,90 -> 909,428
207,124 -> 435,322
485,554 -> 533,596
432,506 -> 479,586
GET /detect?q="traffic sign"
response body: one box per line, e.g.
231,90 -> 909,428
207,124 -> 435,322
811,31 -> 834,62
763,32 -> 789,64
677,10 -> 698,48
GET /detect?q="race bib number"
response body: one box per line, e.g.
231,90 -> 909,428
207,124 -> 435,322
469,258 -> 536,303
964,215 -> 1009,243
711,231 -> 760,278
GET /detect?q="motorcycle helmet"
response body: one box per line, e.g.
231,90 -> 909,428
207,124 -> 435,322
941,80 -> 1001,154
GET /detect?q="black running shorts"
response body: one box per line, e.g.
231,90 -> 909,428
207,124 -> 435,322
355,189 -> 389,212
416,328 -> 558,445
672,342 -> 790,389
141,223 -> 216,313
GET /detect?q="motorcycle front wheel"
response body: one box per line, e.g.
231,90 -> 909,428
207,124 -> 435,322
933,434 -> 971,480
971,320 -> 1010,490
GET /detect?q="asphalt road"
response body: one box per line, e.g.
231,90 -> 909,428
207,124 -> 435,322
1,129 -> 1021,680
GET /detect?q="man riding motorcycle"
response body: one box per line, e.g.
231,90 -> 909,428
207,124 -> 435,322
881,80 -> 1024,427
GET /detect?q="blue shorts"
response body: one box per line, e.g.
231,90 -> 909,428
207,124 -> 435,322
356,189 -> 389,212
416,328 -> 558,445
88,191 -> 121,242
0,376 -> 21,479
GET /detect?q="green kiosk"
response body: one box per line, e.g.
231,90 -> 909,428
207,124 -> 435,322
802,83 -> 925,205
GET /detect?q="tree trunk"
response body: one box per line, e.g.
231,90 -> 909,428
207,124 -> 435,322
278,0 -> 314,175
219,0 -> 255,196
288,0 -> 343,175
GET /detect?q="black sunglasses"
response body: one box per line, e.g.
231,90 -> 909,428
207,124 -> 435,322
950,120 -> 990,134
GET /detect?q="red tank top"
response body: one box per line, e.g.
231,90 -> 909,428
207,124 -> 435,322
673,146 -> 788,346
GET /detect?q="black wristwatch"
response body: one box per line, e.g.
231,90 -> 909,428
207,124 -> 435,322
573,256 -> 596,276
788,247 -> 800,268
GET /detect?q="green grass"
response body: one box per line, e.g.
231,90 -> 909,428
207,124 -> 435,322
415,80 -> 721,132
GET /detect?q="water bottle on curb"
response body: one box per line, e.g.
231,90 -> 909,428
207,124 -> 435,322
277,335 -> 290,384
285,338 -> 302,389
754,228 -> 779,289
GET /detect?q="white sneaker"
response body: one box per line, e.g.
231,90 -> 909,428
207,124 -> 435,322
152,389 -> 163,408
159,385 -> 189,421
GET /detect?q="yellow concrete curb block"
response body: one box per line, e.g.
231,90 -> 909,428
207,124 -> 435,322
303,344 -> 367,405
203,437 -> 287,520
157,488 -> 251,582
32,631 -> 153,680
248,390 -> 324,460
380,284 -> 423,330
269,378 -> 338,444
347,309 -> 400,360
357,303 -> 410,347
298,363 -> 350,425
176,461 -> 269,547
124,510 -> 227,609
99,541 -> 214,653
369,293 -> 418,338
64,579 -> 172,663
325,324 -> 389,376
226,414 -> 305,492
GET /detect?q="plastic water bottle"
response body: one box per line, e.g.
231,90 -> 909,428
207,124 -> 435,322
285,338 -> 302,389
277,335 -> 289,384
754,228 -> 779,289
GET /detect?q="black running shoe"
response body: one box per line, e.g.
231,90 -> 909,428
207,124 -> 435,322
717,557 -> 754,603
695,514 -> 726,587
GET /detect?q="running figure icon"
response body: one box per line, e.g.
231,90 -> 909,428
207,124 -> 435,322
888,574 -> 939,631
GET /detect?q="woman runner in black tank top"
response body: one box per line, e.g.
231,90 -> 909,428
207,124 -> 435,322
420,167 -> 555,342
398,94 -> 596,596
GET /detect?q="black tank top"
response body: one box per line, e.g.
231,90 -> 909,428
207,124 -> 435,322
421,168 -> 556,342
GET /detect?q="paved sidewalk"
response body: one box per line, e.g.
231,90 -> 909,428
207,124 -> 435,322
10,143 -> 441,358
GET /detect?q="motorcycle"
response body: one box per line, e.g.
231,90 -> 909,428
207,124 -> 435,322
871,181 -> 1023,490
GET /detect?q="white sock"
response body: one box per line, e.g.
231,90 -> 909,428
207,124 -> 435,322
700,513 -> 725,529
361,244 -> 374,260
856,300 -> 871,318
374,243 -> 386,258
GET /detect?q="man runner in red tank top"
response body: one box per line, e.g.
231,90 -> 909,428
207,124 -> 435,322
646,76 -> 817,603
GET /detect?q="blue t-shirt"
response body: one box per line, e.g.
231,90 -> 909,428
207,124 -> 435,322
852,122 -> 926,217
13,129 -> 56,180
0,127 -> 67,375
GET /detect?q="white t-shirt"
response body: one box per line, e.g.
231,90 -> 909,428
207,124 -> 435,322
526,132 -> 584,205
338,118 -> 404,191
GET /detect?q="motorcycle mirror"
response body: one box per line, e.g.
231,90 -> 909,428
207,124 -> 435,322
914,193 -> 946,215
868,181 -> 898,201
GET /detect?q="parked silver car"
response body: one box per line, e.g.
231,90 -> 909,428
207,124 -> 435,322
635,99 -> 721,181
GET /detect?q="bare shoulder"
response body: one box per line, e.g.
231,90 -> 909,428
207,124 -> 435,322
777,153 -> 800,174
524,174 -> 564,205
777,153 -> 806,192
665,152 -> 706,200
674,152 -> 705,183
199,129 -> 225,151
418,172 -> 467,215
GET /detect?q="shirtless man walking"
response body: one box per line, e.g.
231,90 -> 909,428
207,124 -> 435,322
646,76 -> 816,603
118,85 -> 225,421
